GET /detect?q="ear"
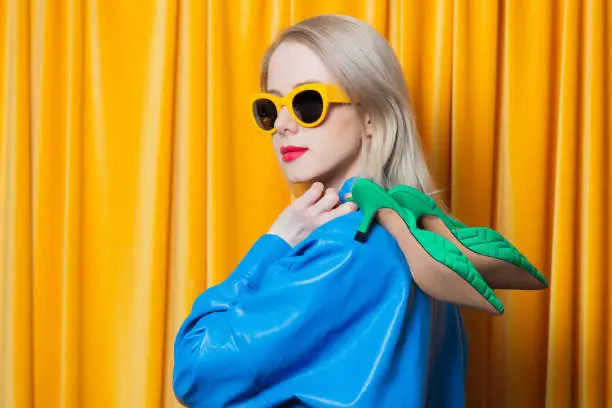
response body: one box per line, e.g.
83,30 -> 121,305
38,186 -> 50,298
363,113 -> 373,138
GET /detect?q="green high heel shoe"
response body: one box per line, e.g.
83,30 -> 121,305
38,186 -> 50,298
351,178 -> 504,315
387,185 -> 549,290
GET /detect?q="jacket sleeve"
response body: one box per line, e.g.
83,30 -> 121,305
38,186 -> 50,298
172,227 -> 389,407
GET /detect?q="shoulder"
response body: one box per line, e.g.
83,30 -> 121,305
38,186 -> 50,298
311,211 -> 402,250
291,210 -> 410,276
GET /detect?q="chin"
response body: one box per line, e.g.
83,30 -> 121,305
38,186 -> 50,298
284,171 -> 316,184
282,165 -> 321,185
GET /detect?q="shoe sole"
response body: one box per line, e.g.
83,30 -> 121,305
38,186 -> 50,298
420,215 -> 548,290
377,208 -> 503,315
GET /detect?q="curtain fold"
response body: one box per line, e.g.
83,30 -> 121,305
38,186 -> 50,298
0,1 -> 609,407
2,1 -> 33,407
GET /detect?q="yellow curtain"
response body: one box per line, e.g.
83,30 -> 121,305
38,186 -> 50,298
0,0 -> 609,407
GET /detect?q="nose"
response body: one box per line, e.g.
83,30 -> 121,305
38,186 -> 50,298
275,106 -> 299,136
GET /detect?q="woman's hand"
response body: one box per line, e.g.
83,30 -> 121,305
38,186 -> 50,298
268,182 -> 358,247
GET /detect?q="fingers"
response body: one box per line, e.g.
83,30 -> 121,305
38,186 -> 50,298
294,183 -> 358,229
317,201 -> 358,225
295,182 -> 325,209
310,188 -> 339,214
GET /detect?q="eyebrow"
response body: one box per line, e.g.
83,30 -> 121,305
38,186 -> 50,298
267,80 -> 320,96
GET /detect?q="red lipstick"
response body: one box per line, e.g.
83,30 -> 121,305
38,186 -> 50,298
280,145 -> 308,162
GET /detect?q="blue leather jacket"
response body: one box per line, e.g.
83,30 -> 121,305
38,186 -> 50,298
173,178 -> 468,407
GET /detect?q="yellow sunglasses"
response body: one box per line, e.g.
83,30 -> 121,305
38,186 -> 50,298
250,83 -> 353,134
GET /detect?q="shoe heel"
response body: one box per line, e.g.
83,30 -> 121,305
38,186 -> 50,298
355,207 -> 376,243
350,180 -> 396,243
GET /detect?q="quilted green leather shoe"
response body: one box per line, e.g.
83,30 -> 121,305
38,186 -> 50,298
351,178 -> 504,315
388,185 -> 549,290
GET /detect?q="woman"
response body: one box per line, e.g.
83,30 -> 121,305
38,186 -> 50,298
173,14 -> 545,408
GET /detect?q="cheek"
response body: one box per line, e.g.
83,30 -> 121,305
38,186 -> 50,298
317,108 -> 363,149
271,136 -> 282,157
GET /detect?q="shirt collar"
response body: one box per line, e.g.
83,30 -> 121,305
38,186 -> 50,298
338,177 -> 358,204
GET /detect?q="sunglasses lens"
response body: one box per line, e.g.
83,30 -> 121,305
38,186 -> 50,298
253,98 -> 277,131
293,90 -> 324,124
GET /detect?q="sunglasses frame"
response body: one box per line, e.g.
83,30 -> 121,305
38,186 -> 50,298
250,83 -> 353,134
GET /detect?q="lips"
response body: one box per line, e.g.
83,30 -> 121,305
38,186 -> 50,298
280,145 -> 308,154
280,145 -> 308,162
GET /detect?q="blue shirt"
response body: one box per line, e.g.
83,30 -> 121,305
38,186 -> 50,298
173,178 -> 468,407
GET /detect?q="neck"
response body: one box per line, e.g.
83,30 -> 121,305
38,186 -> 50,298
316,175 -> 350,191
289,162 -> 362,198
315,168 -> 360,191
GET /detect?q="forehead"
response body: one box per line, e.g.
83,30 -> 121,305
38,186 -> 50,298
267,41 -> 335,94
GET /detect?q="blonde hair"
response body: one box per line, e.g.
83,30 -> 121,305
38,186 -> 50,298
259,14 -> 439,194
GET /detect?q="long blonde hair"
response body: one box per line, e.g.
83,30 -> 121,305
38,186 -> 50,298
260,14 -> 438,194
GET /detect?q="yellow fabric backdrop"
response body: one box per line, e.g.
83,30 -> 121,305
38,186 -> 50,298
0,0 -> 610,407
